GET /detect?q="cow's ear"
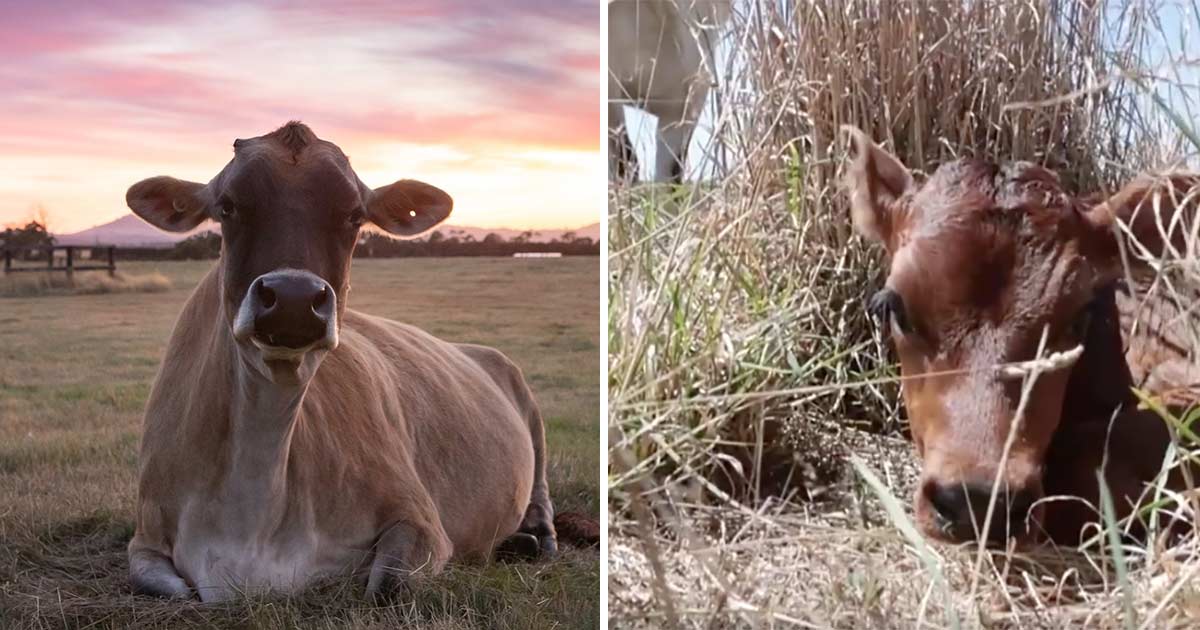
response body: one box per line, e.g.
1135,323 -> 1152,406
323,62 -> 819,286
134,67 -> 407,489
126,176 -> 211,233
843,126 -> 912,248
366,179 -> 453,238
1081,174 -> 1200,280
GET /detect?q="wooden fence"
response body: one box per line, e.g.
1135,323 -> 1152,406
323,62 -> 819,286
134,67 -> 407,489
2,246 -> 117,277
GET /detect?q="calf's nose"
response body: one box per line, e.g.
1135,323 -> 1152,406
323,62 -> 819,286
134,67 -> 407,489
925,480 -> 1038,543
249,271 -> 335,349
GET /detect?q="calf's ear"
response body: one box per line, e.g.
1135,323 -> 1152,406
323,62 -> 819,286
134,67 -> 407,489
842,126 -> 912,248
126,176 -> 211,233
366,179 -> 453,238
1081,173 -> 1200,279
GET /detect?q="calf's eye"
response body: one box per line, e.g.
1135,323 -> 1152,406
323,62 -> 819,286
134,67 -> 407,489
868,288 -> 911,334
347,208 -> 367,228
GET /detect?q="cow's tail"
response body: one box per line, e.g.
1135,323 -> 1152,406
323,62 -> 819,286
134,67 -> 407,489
515,380 -> 600,550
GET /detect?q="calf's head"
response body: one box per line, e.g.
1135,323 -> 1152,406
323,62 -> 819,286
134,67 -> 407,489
843,126 -> 1195,544
126,122 -> 452,382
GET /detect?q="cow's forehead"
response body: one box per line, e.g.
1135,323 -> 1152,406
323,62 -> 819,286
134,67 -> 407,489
215,149 -> 362,209
232,136 -> 348,167
890,219 -> 1088,340
891,225 -> 1014,313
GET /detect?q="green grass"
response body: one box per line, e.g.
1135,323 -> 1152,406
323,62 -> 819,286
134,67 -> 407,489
0,257 -> 600,629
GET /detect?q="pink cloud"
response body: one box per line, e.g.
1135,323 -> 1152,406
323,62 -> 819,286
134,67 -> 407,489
0,0 -> 599,232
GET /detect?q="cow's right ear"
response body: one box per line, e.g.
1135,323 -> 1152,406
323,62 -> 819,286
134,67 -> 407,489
126,176 -> 211,233
843,126 -> 912,247
366,179 -> 453,239
1080,173 -> 1200,280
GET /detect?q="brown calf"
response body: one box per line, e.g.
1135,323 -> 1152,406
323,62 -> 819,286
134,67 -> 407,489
844,125 -> 1199,545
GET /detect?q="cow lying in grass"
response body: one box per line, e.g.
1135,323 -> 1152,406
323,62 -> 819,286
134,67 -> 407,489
125,122 -> 564,601
844,125 -> 1199,546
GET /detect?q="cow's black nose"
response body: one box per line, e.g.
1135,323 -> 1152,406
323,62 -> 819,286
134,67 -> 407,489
926,481 -> 1038,543
250,272 -> 334,349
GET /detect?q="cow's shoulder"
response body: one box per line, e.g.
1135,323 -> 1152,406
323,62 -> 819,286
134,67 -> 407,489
339,309 -> 529,406
335,310 -> 502,379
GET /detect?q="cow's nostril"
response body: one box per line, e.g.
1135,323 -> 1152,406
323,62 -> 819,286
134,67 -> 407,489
257,282 -> 277,309
927,484 -> 963,525
312,285 -> 328,311
1007,489 -> 1038,525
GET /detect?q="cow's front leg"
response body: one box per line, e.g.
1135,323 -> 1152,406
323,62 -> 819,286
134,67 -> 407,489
365,520 -> 452,598
129,546 -> 193,599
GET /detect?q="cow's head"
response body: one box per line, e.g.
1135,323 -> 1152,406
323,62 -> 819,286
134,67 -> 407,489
843,126 -> 1196,544
126,122 -> 451,383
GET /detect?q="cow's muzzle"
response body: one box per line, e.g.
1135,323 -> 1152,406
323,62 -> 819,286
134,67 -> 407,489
234,269 -> 338,357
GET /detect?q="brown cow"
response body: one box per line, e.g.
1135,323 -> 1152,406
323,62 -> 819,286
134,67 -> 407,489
843,125 -> 1199,545
125,122 -> 557,601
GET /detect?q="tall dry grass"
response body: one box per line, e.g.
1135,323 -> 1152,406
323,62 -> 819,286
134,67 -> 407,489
609,0 -> 1200,626
0,271 -> 172,298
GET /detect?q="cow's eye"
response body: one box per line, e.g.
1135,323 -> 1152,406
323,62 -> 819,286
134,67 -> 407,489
868,288 -> 911,335
218,199 -> 237,220
347,207 -> 367,228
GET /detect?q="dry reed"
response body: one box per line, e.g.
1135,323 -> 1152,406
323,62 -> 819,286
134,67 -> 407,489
609,0 -> 1200,626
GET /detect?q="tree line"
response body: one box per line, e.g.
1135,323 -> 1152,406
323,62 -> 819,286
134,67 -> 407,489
2,221 -> 599,260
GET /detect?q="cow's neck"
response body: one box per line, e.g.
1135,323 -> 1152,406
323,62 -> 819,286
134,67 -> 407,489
1060,284 -> 1136,425
219,304 -> 308,524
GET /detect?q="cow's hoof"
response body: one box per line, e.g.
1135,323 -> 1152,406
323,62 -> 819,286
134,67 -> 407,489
495,532 -> 540,562
539,534 -> 558,557
130,576 -> 194,600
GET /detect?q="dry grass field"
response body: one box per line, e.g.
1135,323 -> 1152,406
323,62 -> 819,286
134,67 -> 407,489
0,256 -> 600,629
608,0 -> 1200,627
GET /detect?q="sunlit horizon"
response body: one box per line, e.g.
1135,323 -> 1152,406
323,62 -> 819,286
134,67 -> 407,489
0,1 -> 600,234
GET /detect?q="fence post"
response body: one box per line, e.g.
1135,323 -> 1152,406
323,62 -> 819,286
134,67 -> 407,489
66,246 -> 74,278
47,246 -> 54,269
3,249 -> 9,275
108,246 -> 116,277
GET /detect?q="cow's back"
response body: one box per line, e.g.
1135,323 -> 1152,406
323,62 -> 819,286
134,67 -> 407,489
1118,283 -> 1200,405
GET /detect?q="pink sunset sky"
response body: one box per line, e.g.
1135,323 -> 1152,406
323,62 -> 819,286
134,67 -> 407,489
0,1 -> 600,234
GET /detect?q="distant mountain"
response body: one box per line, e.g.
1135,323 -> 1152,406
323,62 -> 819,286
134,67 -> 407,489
55,214 -> 213,247
55,215 -> 601,248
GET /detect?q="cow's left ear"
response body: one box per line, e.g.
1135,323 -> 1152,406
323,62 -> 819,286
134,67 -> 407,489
367,179 -> 453,238
842,126 -> 912,250
126,176 -> 211,233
